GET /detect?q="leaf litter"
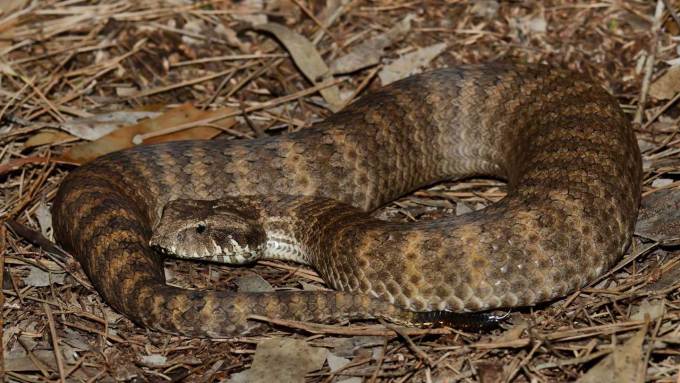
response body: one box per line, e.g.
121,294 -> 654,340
2,1 -> 680,382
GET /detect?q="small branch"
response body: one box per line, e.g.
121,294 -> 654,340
44,303 -> 67,383
635,0 -> 665,125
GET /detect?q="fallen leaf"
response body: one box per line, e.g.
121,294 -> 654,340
643,256 -> 680,291
266,0 -> 301,24
231,0 -> 267,26
637,139 -> 656,153
181,18 -> 206,45
493,320 -> 528,343
0,60 -> 18,76
60,111 -> 160,140
24,130 -> 75,148
456,202 -> 473,216
635,189 -> 680,245
378,42 -> 447,85
651,178 -> 673,188
227,338 -> 327,383
60,104 -> 235,164
22,266 -> 65,287
4,355 -> 45,372
510,12 -> 548,40
34,200 -> 52,239
476,360 -> 506,383
327,352 -> 361,383
471,0 -> 500,19
300,280 -> 327,291
631,299 -> 665,321
138,354 -> 167,368
236,274 -> 274,292
62,328 -> 92,351
327,336 -> 384,358
255,23 -> 343,111
577,328 -> 646,382
113,363 -> 143,381
330,14 -> 414,74
650,65 -> 680,100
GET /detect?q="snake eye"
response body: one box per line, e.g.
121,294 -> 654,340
196,223 -> 206,234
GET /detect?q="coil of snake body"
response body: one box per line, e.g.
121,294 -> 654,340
52,64 -> 642,337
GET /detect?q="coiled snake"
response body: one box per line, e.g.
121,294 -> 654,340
52,64 -> 642,337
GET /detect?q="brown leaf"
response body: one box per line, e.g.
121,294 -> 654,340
631,299 -> 665,321
24,130 -> 75,148
255,23 -> 343,111
577,328 -> 646,383
378,42 -> 447,85
635,188 -> 680,245
60,111 -> 161,140
649,65 -> 680,100
330,14 -> 414,74
60,104 -> 235,164
227,338 -> 327,383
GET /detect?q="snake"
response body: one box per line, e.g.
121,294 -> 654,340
52,63 -> 642,337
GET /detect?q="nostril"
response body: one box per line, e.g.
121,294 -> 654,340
196,223 -> 206,234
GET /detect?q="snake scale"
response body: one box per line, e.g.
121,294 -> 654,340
52,64 -> 642,337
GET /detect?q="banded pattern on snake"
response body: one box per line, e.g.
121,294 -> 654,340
52,64 -> 642,337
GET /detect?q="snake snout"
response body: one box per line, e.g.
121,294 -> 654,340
152,198 -> 268,264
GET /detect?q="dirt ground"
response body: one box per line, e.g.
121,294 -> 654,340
2,0 -> 680,382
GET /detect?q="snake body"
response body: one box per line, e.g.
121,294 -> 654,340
52,64 -> 642,337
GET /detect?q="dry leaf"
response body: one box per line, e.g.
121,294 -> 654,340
456,202 -> 473,216
236,274 -> 274,292
330,14 -> 414,74
34,200 -> 52,239
577,328 -> 646,383
138,354 -> 167,368
378,42 -> 447,85
651,178 -> 673,188
327,336 -> 384,358
24,130 -> 75,148
300,280 -> 327,291
60,104 -> 235,164
255,23 -> 343,111
635,189 -> 680,245
327,352 -> 361,383
476,360 -> 506,383
0,0 -> 29,15
266,0 -> 301,24
22,266 -> 65,287
181,19 -> 206,45
0,60 -> 17,76
231,0 -> 267,25
510,12 -> 548,40
649,65 -> 680,100
493,320 -> 528,343
227,338 -> 327,383
631,299 -> 665,321
471,0 -> 500,19
60,111 -> 161,140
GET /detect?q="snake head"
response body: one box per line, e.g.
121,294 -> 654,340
150,198 -> 267,264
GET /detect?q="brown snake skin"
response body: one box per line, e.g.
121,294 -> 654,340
52,64 -> 642,337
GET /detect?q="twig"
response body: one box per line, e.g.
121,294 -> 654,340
43,303 -> 66,383
0,225 -> 5,381
384,322 -> 433,366
135,77 -> 346,143
125,62 -> 257,100
635,0 -> 665,125
368,339 -> 388,383
662,0 -> 680,29
292,0 -> 337,44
